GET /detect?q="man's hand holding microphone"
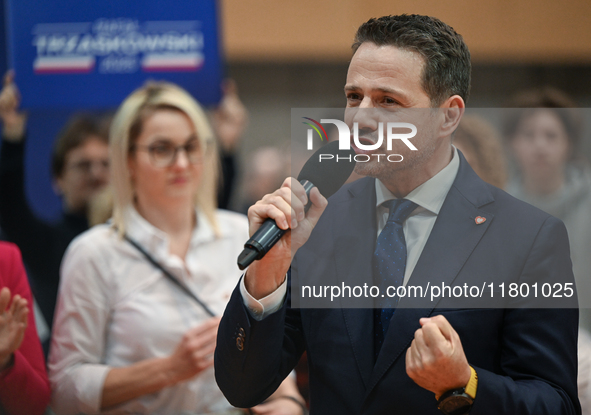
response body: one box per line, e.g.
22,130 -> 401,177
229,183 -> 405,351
244,178 -> 327,300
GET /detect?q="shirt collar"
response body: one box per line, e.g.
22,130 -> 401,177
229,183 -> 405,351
125,206 -> 216,261
375,146 -> 459,215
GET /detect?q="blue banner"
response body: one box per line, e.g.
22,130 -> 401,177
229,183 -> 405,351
5,0 -> 224,109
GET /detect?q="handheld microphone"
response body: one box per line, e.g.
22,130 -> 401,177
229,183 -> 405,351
237,140 -> 356,270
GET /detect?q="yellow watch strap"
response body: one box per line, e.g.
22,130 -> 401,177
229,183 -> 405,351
465,365 -> 478,399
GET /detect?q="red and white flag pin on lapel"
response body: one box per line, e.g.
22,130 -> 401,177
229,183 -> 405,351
475,216 -> 486,225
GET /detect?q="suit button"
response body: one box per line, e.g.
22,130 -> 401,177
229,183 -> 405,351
236,336 -> 244,351
239,328 -> 245,337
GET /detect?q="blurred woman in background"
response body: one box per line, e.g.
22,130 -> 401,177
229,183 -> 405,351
49,82 -> 304,415
503,87 -> 591,327
503,87 -> 591,415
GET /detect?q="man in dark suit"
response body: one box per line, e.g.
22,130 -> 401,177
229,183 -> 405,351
214,15 -> 580,414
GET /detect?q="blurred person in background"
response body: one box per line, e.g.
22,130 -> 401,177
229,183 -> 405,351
239,145 -> 289,214
503,87 -> 591,414
212,79 -> 248,210
0,241 -> 50,415
84,80 -> 248,227
48,82 -> 305,415
503,87 -> 591,327
0,73 -> 248,341
0,72 -> 110,338
453,114 -> 507,189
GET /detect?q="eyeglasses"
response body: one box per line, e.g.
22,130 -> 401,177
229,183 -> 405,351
132,140 -> 208,168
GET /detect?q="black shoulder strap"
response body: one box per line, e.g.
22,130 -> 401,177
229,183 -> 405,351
124,234 -> 216,317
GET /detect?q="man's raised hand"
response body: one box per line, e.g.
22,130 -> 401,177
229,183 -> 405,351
405,315 -> 471,399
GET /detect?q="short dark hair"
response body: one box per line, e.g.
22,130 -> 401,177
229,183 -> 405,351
503,87 -> 581,151
352,14 -> 471,106
51,115 -> 109,178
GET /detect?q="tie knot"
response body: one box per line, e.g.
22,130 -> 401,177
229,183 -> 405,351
383,199 -> 417,224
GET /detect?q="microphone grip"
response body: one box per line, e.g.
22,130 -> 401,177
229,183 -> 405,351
237,180 -> 315,270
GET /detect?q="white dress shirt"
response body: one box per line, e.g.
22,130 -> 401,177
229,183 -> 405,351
49,207 -> 249,415
241,147 -> 460,319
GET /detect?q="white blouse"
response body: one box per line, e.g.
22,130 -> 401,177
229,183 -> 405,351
49,208 -> 249,415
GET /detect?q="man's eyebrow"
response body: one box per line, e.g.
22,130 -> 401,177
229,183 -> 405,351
344,84 -> 411,104
344,84 -> 407,96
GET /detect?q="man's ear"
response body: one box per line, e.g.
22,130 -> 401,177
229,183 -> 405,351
439,95 -> 465,138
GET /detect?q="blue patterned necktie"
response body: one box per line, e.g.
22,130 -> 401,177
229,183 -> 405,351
373,198 -> 417,359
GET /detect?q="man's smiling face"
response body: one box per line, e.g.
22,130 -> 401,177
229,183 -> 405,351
344,42 -> 443,182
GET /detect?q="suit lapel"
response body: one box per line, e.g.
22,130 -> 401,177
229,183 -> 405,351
334,178 -> 377,388
365,153 -> 496,396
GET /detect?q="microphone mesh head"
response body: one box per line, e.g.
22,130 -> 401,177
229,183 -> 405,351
297,140 -> 356,198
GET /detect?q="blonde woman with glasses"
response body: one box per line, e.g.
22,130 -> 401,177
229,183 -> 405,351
48,82 -> 305,415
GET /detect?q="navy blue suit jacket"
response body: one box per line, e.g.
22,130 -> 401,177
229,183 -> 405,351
215,153 -> 580,414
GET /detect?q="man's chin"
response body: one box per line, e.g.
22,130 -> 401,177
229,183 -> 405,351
354,159 -> 410,182
353,162 -> 381,178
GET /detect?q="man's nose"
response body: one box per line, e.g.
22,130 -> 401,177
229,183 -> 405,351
358,96 -> 375,109
349,106 -> 380,133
